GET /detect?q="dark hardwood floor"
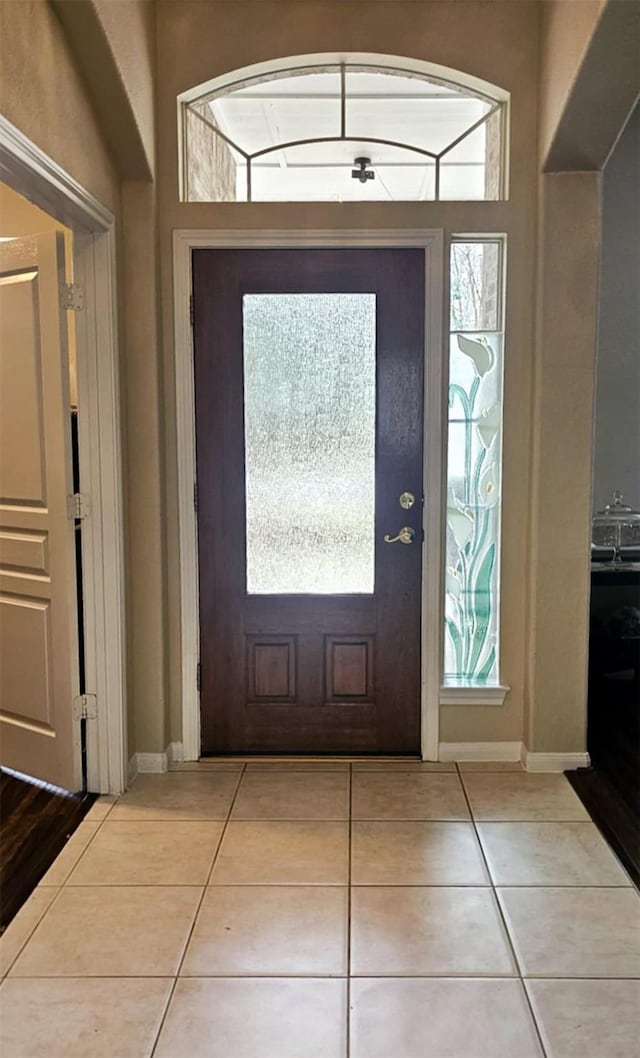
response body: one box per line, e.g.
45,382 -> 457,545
0,769 -> 95,932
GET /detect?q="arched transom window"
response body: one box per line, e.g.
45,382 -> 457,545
181,59 -> 508,202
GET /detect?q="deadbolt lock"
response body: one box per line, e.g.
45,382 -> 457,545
399,491 -> 416,510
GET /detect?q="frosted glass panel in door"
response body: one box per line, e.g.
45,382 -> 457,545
243,293 -> 376,593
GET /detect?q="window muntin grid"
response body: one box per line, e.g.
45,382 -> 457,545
182,62 -> 507,202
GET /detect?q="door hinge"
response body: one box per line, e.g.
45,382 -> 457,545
189,294 -> 194,326
73,693 -> 97,720
67,492 -> 91,520
197,662 -> 202,692
193,481 -> 199,512
60,282 -> 85,312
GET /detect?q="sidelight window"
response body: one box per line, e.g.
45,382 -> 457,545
445,238 -> 504,684
181,60 -> 508,203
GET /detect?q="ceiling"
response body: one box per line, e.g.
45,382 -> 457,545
207,68 -> 492,201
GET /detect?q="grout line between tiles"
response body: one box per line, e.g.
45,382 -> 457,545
48,816 -> 110,887
51,879 -> 634,889
91,817 -> 244,824
0,885 -> 66,979
148,762 -> 247,1058
8,971 -> 640,981
91,815 -> 618,823
1,974 -> 175,980
455,764 -> 550,1058
206,816 -> 465,823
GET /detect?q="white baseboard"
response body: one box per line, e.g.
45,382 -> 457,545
134,752 -> 168,774
127,744 -> 186,777
129,741 -> 588,774
439,741 -> 522,762
522,749 -> 590,772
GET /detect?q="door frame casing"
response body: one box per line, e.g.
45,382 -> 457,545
174,228 -> 445,761
0,116 -> 127,794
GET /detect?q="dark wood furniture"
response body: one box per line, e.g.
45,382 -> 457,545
568,565 -> 640,887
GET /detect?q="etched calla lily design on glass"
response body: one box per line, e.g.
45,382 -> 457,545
446,324 -> 503,683
457,333 -> 495,377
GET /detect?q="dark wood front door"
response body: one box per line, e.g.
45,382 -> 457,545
193,248 -> 424,755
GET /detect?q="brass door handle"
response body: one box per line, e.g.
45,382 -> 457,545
384,526 -> 415,545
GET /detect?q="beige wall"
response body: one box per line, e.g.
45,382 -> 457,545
1,0 -> 623,761
538,0 -> 606,166
51,0 -> 156,180
540,0 -> 640,173
0,0 -> 120,212
121,180 -> 167,754
92,0 -> 156,174
526,172 -> 601,753
524,0 -> 638,755
156,0 -> 540,750
593,105 -> 640,512
0,0 -> 163,758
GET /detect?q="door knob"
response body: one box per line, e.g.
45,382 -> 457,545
384,526 -> 415,545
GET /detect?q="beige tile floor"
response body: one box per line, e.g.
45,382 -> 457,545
1,762 -> 639,1058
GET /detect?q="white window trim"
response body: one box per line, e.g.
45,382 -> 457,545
173,227 -> 445,762
0,115 -> 127,794
440,682 -> 509,706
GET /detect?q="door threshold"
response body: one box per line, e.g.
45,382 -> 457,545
199,755 -> 423,763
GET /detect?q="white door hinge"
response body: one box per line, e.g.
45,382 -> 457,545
67,492 -> 91,520
73,693 -> 97,720
60,282 -> 85,311
189,294 -> 194,326
193,481 -> 199,512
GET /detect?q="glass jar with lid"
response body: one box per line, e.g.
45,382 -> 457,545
592,491 -> 640,548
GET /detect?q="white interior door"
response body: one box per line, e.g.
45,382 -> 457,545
0,232 -> 81,790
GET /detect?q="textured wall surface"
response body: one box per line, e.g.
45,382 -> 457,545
1,0 -> 625,761
593,104 -> 640,512
185,105 -> 236,202
525,0 -> 638,755
157,0 -> 540,750
0,0 -> 163,758
538,0 -> 606,166
526,173 -> 601,753
0,0 -> 120,210
52,0 -> 157,179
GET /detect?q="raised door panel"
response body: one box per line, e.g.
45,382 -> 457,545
247,636 -> 297,702
0,275 -> 46,505
0,529 -> 49,576
325,636 -> 374,702
0,595 -> 53,728
0,234 -> 80,790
